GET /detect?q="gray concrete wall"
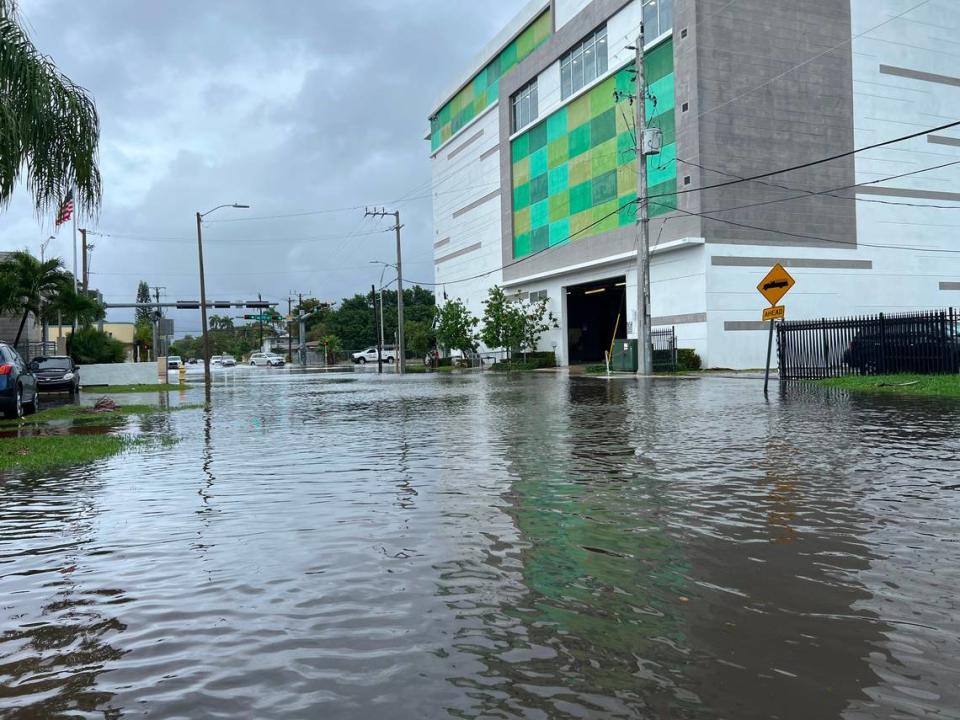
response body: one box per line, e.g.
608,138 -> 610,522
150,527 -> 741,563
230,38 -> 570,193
691,0 -> 857,248
80,363 -> 159,387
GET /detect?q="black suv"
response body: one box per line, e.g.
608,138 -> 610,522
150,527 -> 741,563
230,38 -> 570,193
843,322 -> 960,374
29,356 -> 80,395
0,343 -> 40,419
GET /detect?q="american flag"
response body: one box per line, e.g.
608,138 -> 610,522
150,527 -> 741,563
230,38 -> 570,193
55,191 -> 74,226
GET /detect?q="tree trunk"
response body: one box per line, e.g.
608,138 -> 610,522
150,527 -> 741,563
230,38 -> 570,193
13,308 -> 30,347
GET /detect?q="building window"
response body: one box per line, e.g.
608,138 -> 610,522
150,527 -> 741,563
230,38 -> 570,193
512,79 -> 539,133
560,25 -> 608,99
529,289 -> 548,302
643,0 -> 673,41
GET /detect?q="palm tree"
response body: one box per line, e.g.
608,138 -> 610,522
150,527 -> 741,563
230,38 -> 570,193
47,278 -> 104,328
0,250 -> 66,345
209,315 -> 234,331
0,1 -> 101,216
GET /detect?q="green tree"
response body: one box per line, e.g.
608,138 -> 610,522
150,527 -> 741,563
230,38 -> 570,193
518,297 -> 558,360
67,326 -> 124,364
480,286 -> 525,360
327,292 -> 377,353
0,1 -> 101,215
135,281 -> 152,325
319,333 -> 342,364
0,250 -> 67,345
404,317 -> 436,358
47,278 -> 104,327
436,299 -> 478,356
209,314 -> 234,331
134,321 -> 153,359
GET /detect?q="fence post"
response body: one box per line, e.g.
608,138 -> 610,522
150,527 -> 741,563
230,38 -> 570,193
878,313 -> 886,374
672,326 -> 677,371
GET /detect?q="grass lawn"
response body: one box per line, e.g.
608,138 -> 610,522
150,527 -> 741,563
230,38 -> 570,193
814,374 -> 960,398
81,383 -> 192,393
0,435 -> 136,473
0,402 -> 197,472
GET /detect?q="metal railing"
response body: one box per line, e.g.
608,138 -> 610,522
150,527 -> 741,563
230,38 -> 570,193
777,308 -> 959,380
652,326 -> 677,371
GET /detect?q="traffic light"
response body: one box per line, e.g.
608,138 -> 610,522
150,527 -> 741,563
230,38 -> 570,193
176,300 -> 200,309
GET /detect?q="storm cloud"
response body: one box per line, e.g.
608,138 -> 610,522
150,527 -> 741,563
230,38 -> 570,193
4,1 -> 517,334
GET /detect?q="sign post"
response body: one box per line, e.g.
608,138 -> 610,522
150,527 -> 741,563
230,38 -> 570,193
757,263 -> 795,396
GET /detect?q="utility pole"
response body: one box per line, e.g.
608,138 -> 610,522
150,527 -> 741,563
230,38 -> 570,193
152,286 -> 166,358
364,208 -> 405,374
298,293 -> 305,366
287,296 -> 293,364
258,292 -> 264,350
372,284 -> 383,374
633,26 -> 653,376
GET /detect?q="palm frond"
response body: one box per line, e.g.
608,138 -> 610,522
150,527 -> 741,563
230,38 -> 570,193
0,0 -> 101,218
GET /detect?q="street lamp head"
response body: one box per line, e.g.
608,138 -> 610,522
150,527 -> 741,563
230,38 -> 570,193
232,204 -> 250,209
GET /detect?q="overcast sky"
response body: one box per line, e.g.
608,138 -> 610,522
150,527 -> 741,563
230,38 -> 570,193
4,0 -> 519,336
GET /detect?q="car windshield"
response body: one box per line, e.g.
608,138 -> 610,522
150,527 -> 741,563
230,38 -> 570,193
31,358 -> 71,371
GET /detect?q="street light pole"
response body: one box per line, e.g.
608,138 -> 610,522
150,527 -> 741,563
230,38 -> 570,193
196,203 -> 250,394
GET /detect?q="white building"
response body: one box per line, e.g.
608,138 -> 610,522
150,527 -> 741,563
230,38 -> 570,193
428,0 -> 960,368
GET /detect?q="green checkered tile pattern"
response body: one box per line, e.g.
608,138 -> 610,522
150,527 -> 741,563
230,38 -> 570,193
511,39 -> 676,259
431,10 -> 552,152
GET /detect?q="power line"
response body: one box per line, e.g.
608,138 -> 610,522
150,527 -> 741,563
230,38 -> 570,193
677,157 -> 960,214
652,119 -> 960,201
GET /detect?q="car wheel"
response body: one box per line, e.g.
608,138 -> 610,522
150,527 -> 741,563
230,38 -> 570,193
358,357 -> 367,364
386,357 -> 394,364
4,387 -> 23,420
25,390 -> 39,415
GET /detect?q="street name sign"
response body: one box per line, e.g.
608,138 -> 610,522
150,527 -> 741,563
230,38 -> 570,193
757,263 -> 795,306
762,305 -> 785,321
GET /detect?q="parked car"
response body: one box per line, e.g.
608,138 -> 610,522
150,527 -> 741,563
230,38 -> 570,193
221,354 -> 237,367
167,355 -> 183,369
29,356 -> 80,395
0,343 -> 39,419
249,352 -> 285,367
843,323 -> 960,374
352,345 -> 396,364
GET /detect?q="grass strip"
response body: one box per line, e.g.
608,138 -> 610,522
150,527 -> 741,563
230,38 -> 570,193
814,374 -> 960,398
80,383 -> 193,393
0,435 -> 135,473
0,403 -> 202,428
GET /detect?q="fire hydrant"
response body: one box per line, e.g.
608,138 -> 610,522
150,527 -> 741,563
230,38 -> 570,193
178,364 -> 186,386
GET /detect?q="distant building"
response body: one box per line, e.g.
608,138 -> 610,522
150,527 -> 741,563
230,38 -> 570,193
428,0 -> 960,368
50,323 -> 136,361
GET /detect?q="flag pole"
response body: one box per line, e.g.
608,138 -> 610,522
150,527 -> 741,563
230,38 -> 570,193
71,185 -> 78,291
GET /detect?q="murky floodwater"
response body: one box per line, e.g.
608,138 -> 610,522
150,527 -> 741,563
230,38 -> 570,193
1,372 -> 959,719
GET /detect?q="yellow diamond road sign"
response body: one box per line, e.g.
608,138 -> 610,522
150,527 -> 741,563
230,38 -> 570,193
757,263 -> 796,306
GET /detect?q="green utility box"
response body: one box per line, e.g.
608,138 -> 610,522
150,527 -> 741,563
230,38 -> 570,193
610,339 -> 638,372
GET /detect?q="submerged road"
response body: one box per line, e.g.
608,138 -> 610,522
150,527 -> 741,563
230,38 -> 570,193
1,371 -> 958,719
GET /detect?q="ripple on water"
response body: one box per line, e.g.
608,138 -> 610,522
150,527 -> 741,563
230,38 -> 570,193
1,373 -> 959,719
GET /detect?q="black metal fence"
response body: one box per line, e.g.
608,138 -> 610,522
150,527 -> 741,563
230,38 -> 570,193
652,326 -> 678,371
777,308 -> 959,380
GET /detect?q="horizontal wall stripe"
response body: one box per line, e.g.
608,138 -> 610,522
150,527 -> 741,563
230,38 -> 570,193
436,242 -> 482,265
711,256 -> 872,270
452,189 -> 501,219
479,145 -> 499,161
651,312 -> 707,325
928,134 -> 960,148
940,281 -> 960,291
857,186 -> 960,202
433,237 -> 450,249
447,129 -> 484,160
724,321 -> 770,332
879,64 -> 960,88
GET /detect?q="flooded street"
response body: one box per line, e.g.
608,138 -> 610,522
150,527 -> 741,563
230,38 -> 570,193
1,372 -> 959,719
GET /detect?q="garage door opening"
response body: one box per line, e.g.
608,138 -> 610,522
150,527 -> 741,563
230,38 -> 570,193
566,276 -> 628,364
